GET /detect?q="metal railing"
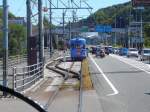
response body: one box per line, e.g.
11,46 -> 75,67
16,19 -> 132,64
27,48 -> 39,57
13,62 -> 44,92
0,54 -> 27,67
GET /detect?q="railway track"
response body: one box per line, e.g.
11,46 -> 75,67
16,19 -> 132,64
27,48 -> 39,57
45,60 -> 82,112
22,57 -> 83,112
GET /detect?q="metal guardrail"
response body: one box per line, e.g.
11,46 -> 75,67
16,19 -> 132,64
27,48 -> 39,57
13,62 -> 44,92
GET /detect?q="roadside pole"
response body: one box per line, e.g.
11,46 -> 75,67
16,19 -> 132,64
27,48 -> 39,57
3,0 -> 8,96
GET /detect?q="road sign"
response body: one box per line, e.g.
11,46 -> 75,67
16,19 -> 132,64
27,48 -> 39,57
95,25 -> 112,33
95,25 -> 105,32
132,0 -> 150,6
80,26 -> 89,32
105,25 -> 112,32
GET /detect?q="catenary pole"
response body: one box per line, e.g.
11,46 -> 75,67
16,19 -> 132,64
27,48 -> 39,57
3,0 -> 8,96
26,0 -> 32,65
38,0 -> 44,63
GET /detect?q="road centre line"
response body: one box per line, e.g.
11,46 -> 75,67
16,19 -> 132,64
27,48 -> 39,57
89,55 -> 119,96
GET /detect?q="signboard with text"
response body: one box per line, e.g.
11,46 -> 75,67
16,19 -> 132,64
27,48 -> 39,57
95,25 -> 112,33
132,0 -> 150,6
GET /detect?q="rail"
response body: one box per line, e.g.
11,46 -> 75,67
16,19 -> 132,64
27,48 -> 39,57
13,62 -> 44,92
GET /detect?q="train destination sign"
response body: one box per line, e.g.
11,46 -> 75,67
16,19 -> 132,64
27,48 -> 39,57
132,0 -> 150,6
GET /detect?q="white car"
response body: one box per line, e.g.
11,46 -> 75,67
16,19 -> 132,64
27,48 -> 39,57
140,49 -> 150,61
127,48 -> 138,57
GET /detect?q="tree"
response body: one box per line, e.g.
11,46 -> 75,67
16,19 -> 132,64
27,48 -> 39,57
8,24 -> 26,55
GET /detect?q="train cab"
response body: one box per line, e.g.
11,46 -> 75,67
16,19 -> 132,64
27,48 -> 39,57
70,38 -> 87,61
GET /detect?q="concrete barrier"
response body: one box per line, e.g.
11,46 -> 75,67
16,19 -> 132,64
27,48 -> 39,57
81,59 -> 93,90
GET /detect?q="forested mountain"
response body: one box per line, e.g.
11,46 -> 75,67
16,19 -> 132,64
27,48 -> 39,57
79,1 -> 150,28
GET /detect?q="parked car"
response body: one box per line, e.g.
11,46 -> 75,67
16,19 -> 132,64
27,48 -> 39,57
127,48 -> 138,57
140,48 -> 150,61
119,48 -> 128,56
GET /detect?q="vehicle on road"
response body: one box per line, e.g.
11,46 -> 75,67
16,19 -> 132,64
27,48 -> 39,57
140,48 -> 150,61
104,46 -> 113,54
91,46 -> 97,54
96,47 -> 105,58
104,47 -> 109,55
113,47 -> 119,54
119,48 -> 128,56
127,48 -> 138,57
70,38 -> 87,61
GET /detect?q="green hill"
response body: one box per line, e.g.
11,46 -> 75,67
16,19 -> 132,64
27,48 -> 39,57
79,1 -> 150,28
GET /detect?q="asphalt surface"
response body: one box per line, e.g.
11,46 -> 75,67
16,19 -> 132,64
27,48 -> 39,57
88,54 -> 150,112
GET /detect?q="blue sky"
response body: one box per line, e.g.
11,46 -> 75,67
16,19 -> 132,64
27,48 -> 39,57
1,0 -> 131,24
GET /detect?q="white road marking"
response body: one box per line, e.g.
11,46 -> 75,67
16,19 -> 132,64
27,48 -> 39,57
89,55 -> 119,96
111,55 -> 150,74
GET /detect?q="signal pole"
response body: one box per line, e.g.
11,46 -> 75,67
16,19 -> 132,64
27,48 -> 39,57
3,0 -> 8,96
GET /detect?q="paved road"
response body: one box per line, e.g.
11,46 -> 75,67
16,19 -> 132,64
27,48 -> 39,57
88,54 -> 150,112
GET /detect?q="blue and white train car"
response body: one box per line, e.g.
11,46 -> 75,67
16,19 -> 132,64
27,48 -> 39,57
70,38 -> 87,61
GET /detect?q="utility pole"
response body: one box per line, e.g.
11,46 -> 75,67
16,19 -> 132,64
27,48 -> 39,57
140,9 -> 143,49
49,0 -> 52,56
69,21 -> 71,40
26,0 -> 32,65
128,7 -> 132,48
38,0 -> 44,63
114,16 -> 117,46
63,11 -> 65,38
3,0 -> 8,96
72,10 -> 75,37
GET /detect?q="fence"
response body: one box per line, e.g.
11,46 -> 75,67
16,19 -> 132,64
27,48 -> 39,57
0,55 -> 27,67
13,62 -> 44,92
